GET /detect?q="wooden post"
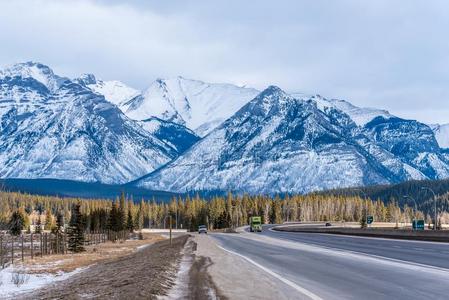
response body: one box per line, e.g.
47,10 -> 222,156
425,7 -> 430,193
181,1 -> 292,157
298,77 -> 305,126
0,235 -> 3,268
63,233 -> 66,254
11,237 -> 14,265
40,233 -> 43,257
31,233 -> 34,259
21,235 -> 24,262
169,215 -> 172,247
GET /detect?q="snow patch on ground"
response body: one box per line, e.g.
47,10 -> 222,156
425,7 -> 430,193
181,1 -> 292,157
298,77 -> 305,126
0,265 -> 86,299
136,244 -> 152,251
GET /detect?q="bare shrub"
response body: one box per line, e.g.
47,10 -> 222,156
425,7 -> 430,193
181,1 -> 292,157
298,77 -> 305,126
10,269 -> 30,287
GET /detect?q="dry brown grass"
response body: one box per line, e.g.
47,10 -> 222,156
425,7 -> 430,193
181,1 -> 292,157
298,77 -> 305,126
16,233 -> 164,274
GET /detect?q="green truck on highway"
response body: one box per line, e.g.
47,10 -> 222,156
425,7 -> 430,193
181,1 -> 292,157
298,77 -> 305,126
250,216 -> 262,232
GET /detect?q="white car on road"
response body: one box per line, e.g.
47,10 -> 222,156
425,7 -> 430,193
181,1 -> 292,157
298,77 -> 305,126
198,225 -> 208,234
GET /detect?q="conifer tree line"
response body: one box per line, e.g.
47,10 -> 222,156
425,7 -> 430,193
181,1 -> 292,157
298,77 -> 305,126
2,190 -> 445,233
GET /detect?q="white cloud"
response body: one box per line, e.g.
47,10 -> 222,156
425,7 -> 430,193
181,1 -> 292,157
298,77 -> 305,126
1,0 -> 448,123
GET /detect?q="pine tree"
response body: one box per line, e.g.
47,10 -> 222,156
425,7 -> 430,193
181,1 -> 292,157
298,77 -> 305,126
9,210 -> 26,236
35,213 -> 42,234
44,209 -> 53,230
67,203 -> 85,253
56,212 -> 64,233
270,198 -> 282,224
119,192 -> 126,231
108,200 -> 121,232
360,215 -> 367,228
127,201 -> 134,232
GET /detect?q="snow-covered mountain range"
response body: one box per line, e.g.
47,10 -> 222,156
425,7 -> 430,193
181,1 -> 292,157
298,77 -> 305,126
1,61 -> 448,194
0,62 -> 198,184
134,86 -> 449,193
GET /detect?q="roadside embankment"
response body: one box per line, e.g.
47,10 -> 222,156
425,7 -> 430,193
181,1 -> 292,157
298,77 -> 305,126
18,235 -> 189,300
273,226 -> 449,242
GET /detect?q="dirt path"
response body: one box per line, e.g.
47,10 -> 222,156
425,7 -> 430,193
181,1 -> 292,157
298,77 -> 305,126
19,235 -> 188,300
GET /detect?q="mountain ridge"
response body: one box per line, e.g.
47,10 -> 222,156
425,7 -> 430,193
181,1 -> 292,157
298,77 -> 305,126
2,61 -> 448,194
133,86 -> 438,194
0,62 -> 198,184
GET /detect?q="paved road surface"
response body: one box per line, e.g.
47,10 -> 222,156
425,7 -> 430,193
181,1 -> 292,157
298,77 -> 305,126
263,225 -> 449,269
211,226 -> 449,300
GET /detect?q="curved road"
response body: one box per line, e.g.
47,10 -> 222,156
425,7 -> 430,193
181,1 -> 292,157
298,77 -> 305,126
211,225 -> 449,300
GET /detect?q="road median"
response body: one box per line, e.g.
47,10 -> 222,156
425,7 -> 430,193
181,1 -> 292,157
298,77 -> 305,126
272,226 -> 449,242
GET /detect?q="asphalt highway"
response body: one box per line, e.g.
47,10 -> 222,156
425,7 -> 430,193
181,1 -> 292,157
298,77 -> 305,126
211,226 -> 449,299
263,225 -> 449,269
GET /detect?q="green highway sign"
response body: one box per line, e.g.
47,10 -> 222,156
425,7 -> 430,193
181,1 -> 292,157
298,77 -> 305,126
367,215 -> 374,225
413,219 -> 425,230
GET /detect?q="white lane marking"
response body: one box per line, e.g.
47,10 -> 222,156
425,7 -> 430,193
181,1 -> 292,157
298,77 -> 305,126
216,244 -> 323,300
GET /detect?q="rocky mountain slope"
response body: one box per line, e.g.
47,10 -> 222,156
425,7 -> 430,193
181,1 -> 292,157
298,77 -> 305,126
0,62 -> 197,184
133,86 -> 435,194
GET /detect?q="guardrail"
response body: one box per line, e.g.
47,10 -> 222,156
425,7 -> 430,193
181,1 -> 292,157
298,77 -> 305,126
272,226 -> 449,242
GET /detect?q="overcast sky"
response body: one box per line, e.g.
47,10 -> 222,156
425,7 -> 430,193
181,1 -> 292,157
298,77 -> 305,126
1,0 -> 448,124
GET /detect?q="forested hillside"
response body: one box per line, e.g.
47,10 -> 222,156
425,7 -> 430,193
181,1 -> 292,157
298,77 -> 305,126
0,191 -> 420,232
318,179 -> 449,218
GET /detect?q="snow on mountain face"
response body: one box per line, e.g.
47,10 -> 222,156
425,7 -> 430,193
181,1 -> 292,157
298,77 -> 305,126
138,117 -> 200,154
134,86 -> 418,194
361,116 -> 449,179
0,63 -> 196,184
294,93 -> 392,126
75,74 -> 140,106
121,76 -> 260,136
430,124 -> 449,149
0,62 -> 69,93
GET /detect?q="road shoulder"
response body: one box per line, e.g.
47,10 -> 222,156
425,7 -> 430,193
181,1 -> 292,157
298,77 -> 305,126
193,233 -> 300,300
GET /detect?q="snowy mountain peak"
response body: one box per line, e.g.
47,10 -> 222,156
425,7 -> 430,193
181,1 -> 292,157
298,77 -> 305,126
294,93 -> 393,127
122,76 -> 260,136
260,85 -> 287,98
0,61 -> 68,93
75,73 -> 97,85
241,85 -> 295,116
76,74 -> 140,106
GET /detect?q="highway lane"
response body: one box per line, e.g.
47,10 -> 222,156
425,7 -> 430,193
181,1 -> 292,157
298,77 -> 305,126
262,225 -> 449,269
211,231 -> 449,300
